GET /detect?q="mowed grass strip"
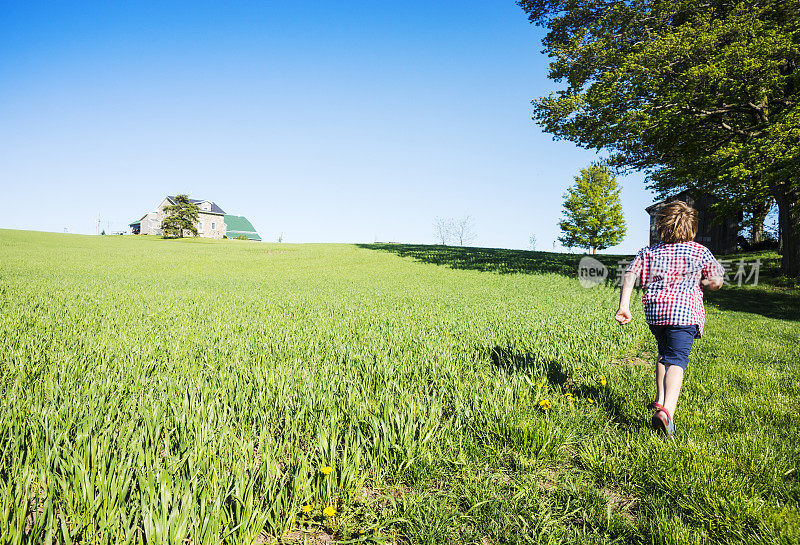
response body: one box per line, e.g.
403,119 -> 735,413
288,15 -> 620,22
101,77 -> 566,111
0,229 -> 797,544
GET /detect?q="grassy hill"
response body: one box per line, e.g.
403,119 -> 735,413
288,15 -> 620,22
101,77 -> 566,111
0,230 -> 797,544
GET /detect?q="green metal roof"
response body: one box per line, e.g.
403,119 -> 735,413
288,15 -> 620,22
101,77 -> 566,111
224,215 -> 261,241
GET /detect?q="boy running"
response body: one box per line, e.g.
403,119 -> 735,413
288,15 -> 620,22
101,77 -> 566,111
615,201 -> 724,435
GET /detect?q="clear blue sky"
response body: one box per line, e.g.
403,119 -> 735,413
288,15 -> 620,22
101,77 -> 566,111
0,1 -> 656,253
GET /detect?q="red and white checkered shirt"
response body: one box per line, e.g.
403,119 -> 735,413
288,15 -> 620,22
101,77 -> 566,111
626,241 -> 724,336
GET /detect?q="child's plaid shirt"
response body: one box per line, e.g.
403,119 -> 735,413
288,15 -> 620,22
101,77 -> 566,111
626,241 -> 724,336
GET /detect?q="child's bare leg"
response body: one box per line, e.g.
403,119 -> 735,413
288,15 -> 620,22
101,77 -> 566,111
654,355 -> 666,406
661,364 -> 684,418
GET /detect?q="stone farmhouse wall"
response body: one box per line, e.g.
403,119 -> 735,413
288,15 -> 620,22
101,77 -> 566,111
137,198 -> 168,235
197,212 -> 226,239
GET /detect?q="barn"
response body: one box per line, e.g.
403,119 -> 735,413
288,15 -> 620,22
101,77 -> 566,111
646,190 -> 740,254
224,215 -> 262,241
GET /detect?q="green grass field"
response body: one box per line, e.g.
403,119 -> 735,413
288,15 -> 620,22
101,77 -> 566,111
1,230 -> 798,544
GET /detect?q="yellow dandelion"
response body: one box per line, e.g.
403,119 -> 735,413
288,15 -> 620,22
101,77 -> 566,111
321,466 -> 333,475
538,399 -> 551,410
587,398 -> 595,404
359,529 -> 365,535
301,504 -> 312,514
564,392 -> 573,397
323,505 -> 337,517
600,375 -> 607,386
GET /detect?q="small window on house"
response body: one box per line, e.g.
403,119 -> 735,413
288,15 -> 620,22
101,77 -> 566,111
211,222 -> 215,230
198,221 -> 203,231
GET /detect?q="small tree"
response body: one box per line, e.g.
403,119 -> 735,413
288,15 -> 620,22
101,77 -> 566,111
161,194 -> 199,238
452,215 -> 477,246
433,217 -> 452,245
558,166 -> 626,254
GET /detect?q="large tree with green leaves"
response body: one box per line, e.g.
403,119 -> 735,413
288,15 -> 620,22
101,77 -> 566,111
518,0 -> 800,275
558,165 -> 626,254
161,195 -> 199,238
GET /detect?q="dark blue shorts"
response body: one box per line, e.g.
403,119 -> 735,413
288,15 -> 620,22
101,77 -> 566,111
648,324 -> 699,369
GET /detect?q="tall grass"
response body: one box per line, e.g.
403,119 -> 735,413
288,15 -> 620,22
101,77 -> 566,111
0,230 -> 797,544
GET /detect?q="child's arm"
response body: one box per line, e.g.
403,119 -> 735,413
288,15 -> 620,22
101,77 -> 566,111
615,271 -> 638,325
700,251 -> 725,291
701,276 -> 723,290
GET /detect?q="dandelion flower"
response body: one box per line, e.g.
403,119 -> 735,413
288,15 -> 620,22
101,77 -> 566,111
538,399 -> 551,410
302,504 -> 312,514
321,466 -> 333,475
323,505 -> 337,517
600,375 -> 607,387
587,398 -> 595,404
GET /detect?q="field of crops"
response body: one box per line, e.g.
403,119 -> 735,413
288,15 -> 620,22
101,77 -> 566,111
1,229 -> 798,544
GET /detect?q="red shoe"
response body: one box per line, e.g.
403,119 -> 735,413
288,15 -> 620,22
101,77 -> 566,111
652,403 -> 675,436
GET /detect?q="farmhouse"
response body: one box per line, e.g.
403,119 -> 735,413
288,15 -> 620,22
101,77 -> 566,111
646,190 -> 740,254
129,196 -> 261,241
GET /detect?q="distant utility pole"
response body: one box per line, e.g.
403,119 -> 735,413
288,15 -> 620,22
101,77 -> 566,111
96,214 -> 101,235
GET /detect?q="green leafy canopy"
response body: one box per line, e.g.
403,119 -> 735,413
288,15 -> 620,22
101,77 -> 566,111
519,0 -> 800,275
161,195 -> 200,238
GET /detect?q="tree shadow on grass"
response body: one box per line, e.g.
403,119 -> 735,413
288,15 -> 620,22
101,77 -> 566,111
360,244 -> 799,321
487,346 -> 646,429
357,244 -> 630,278
704,288 -> 800,321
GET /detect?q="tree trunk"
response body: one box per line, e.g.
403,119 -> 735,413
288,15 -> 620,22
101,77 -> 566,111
750,198 -> 772,243
774,184 -> 800,277
751,222 -> 764,244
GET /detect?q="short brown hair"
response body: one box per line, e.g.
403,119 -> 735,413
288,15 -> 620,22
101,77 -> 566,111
656,201 -> 698,243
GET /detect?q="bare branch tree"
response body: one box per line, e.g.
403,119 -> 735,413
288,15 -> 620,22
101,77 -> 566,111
433,217 -> 452,245
452,215 -> 477,246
